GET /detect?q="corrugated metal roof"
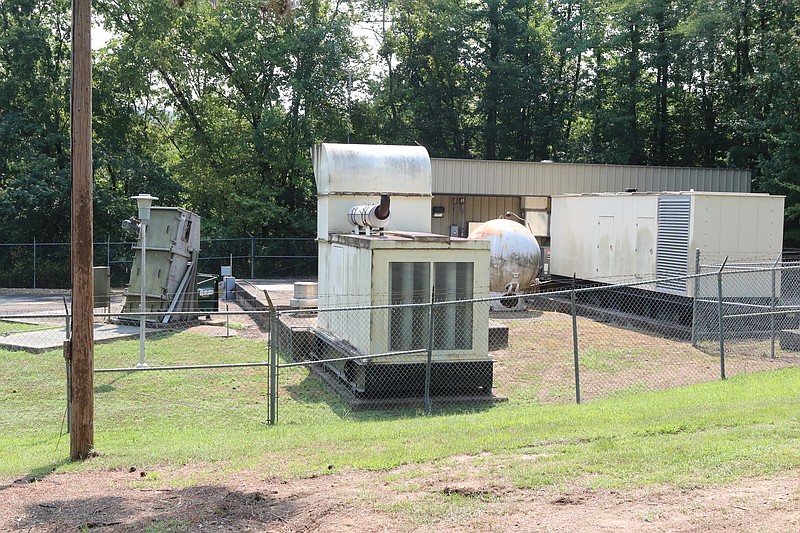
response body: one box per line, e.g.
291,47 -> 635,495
431,158 -> 753,196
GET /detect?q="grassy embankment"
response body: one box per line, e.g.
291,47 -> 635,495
1,331 -> 798,490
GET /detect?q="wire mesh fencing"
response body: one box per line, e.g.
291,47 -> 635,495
90,308 -> 272,437
274,298 -> 498,416
270,264 -> 800,423
703,262 -> 800,378
0,295 -> 273,451
0,237 -> 318,289
4,258 -> 800,433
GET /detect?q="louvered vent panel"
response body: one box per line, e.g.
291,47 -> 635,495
656,196 -> 691,294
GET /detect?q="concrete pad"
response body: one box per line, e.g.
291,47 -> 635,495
236,278 -> 318,313
0,323 -> 146,353
252,282 -> 296,292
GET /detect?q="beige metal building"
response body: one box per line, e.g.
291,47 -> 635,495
429,158 -> 754,240
549,192 -> 784,295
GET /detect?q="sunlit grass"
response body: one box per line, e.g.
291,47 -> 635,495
1,333 -> 799,494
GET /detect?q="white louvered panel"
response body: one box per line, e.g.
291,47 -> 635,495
656,196 -> 691,294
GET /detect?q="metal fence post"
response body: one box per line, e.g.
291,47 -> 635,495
424,297 -> 435,413
32,237 -> 37,289
691,248 -> 700,347
64,340 -> 71,432
717,258 -> 727,380
268,310 -> 278,425
64,297 -> 71,341
248,232 -> 255,279
770,255 -> 780,358
571,274 -> 581,404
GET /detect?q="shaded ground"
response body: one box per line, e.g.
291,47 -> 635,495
2,463 -> 799,532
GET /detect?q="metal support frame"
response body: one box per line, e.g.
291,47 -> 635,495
717,257 -> 728,380
138,219 -> 148,368
691,248 -> 700,346
268,310 -> 278,425
247,231 -> 255,280
424,295 -> 435,413
770,255 -> 780,357
571,274 -> 581,404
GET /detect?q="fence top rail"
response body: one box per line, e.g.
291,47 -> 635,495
0,313 -> 69,320
279,276 -> 679,316
280,263 -> 800,316
0,310 -> 273,321
0,237 -> 317,247
725,308 -> 800,319
95,361 -> 270,373
0,241 -> 140,247
696,300 -> 799,310
201,255 -> 318,260
701,261 -> 800,274
278,349 -> 428,369
201,237 -> 316,243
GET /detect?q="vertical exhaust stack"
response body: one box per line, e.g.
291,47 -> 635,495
375,193 -> 390,220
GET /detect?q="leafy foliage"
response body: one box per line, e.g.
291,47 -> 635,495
3,0 -> 800,243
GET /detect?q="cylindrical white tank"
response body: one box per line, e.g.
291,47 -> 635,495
469,219 -> 541,293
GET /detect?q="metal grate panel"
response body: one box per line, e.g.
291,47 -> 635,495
656,196 -> 691,294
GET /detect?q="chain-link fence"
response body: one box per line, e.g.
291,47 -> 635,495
4,259 -> 800,437
0,291 -> 273,449
0,237 -> 317,289
695,261 -> 800,379
269,262 -> 800,422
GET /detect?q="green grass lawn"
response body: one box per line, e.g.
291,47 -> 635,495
0,319 -> 61,335
1,332 -> 799,492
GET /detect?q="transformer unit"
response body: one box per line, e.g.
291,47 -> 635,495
122,207 -> 202,322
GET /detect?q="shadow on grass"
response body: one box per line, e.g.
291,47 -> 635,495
0,459 -> 71,491
282,366 -> 499,423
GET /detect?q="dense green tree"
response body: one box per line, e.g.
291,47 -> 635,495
0,0 -> 72,242
97,0 -> 359,237
0,0 -> 180,245
374,0 -> 480,156
481,0 -> 555,160
6,0 -> 800,248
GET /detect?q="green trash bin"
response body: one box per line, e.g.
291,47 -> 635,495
196,273 -> 219,316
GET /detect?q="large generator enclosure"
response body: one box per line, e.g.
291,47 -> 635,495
312,143 -> 492,398
549,191 -> 784,296
122,207 -> 202,322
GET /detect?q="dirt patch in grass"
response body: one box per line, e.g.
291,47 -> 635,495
2,464 -> 799,532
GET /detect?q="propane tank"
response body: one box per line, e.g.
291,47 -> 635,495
469,218 -> 541,294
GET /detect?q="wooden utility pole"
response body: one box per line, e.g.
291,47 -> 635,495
70,0 -> 94,460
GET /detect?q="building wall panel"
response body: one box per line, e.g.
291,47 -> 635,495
431,158 -> 753,197
430,195 -> 522,236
